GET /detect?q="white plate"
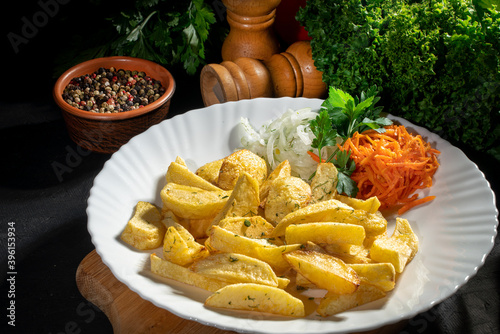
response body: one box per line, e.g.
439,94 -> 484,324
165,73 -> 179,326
87,97 -> 498,333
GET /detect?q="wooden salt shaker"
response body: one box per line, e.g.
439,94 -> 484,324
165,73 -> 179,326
221,0 -> 281,61
200,41 -> 327,107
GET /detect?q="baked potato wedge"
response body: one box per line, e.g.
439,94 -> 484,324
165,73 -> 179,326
209,172 -> 260,228
218,216 -> 275,240
348,263 -> 396,292
208,225 -> 300,272
310,162 -> 338,202
121,201 -> 165,250
217,149 -> 268,190
166,160 -> 222,191
189,252 -> 280,287
369,236 -> 412,273
205,283 -> 305,317
283,250 -> 360,295
264,175 -> 312,225
196,158 -> 224,186
316,283 -> 386,317
160,183 -> 229,220
259,160 -> 292,204
163,222 -> 209,266
150,253 -> 227,292
285,222 -> 366,246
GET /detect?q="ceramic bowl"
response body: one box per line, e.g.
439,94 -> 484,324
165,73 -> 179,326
53,56 -> 176,153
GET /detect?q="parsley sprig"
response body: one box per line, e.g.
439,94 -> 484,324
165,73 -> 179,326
309,109 -> 338,163
309,86 -> 392,197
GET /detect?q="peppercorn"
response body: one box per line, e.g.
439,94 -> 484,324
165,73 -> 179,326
62,67 -> 166,113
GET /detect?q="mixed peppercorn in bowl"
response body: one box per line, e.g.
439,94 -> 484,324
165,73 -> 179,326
62,67 -> 166,113
53,56 -> 175,153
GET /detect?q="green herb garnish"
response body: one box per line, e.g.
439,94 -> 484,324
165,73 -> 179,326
322,86 -> 391,139
332,150 -> 358,198
309,108 -> 338,164
309,86 -> 392,197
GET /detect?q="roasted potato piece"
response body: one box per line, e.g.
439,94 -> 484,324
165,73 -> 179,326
273,199 -> 371,237
283,250 -> 360,295
187,217 -> 215,240
174,156 -> 187,166
160,183 -> 229,219
150,253 -> 228,292
336,195 -> 381,214
369,236 -> 412,273
316,283 -> 386,317
163,221 -> 209,266
362,211 -> 388,238
322,243 -> 374,264
160,208 -> 190,231
264,176 -> 312,225
254,243 -> 303,274
217,149 -> 268,190
348,263 -> 396,292
208,225 -> 300,272
121,201 -> 165,250
295,272 -> 317,289
363,233 -> 388,250
209,172 -> 260,228
310,162 -> 338,202
189,252 -> 280,287
205,283 -> 305,317
285,222 -> 366,246
196,158 -> 224,185
259,160 -> 292,204
166,160 -> 222,191
218,216 -> 275,239
204,236 -> 218,253
392,217 -> 419,261
302,241 -> 328,253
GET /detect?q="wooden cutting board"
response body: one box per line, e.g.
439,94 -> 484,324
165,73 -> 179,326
76,250 -> 407,334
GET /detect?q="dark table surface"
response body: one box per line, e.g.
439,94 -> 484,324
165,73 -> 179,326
1,2 -> 499,334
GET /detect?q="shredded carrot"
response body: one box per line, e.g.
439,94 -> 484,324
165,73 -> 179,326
339,125 -> 440,212
307,150 -> 325,163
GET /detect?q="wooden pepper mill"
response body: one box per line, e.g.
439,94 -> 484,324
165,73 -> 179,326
200,41 -> 327,107
221,0 -> 282,61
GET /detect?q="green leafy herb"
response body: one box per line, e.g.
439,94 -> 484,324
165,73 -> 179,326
332,150 -> 358,198
309,86 -> 391,197
322,86 -> 391,139
109,0 -> 217,75
54,0 -> 223,77
309,109 -> 338,163
298,0 -> 500,158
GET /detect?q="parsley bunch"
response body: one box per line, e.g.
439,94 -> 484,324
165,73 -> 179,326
108,0 -> 217,75
298,0 -> 500,159
309,86 -> 392,197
